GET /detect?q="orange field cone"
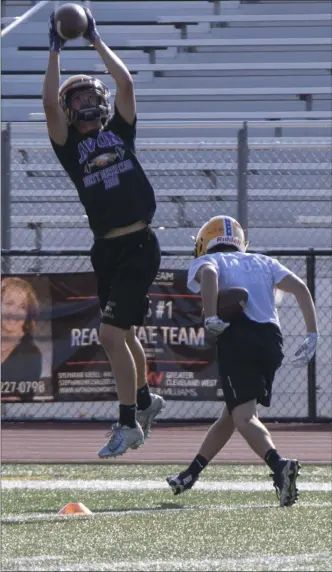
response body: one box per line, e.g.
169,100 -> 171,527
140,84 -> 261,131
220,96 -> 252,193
58,502 -> 92,516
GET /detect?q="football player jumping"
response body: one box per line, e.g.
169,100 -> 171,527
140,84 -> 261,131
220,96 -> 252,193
43,8 -> 165,457
167,216 -> 318,507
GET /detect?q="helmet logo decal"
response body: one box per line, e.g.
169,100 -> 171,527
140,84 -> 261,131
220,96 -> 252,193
224,217 -> 233,236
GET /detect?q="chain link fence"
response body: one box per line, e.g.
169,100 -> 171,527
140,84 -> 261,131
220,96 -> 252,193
315,255 -> 332,419
247,139 -> 332,248
1,251 -> 331,422
1,122 -> 332,422
9,140 -> 239,251
2,123 -> 331,253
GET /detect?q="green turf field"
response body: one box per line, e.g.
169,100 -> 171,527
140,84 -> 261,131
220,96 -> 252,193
1,464 -> 331,571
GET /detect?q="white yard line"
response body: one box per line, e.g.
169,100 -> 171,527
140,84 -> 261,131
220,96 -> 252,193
3,553 -> 331,571
2,502 -> 331,524
1,479 -> 331,492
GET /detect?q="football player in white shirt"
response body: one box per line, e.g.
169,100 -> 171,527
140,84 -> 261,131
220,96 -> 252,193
167,216 -> 318,507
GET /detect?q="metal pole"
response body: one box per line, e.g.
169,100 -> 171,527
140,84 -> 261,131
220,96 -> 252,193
213,0 -> 221,16
1,1 -> 51,38
237,121 -> 249,240
1,123 -> 11,274
306,249 -> 317,421
28,223 -> 43,273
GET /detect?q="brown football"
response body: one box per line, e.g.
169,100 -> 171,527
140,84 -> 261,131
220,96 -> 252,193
54,3 -> 88,40
217,287 -> 249,322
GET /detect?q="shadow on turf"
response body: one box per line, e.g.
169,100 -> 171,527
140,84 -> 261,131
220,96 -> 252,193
37,503 -> 185,514
3,503 -> 283,526
1,503 -> 187,526
86,502 -> 186,513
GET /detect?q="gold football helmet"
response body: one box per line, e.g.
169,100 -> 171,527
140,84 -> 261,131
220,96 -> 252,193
195,216 -> 248,258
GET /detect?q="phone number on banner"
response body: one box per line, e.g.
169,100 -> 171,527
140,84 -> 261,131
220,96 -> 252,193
1,381 -> 46,395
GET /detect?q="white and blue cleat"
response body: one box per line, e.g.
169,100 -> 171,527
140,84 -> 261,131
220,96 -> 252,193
136,393 -> 166,439
98,422 -> 144,458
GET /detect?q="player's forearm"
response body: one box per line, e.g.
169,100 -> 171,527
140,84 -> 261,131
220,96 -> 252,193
277,274 -> 318,333
93,39 -> 133,88
201,267 -> 218,318
294,284 -> 318,333
43,51 -> 61,107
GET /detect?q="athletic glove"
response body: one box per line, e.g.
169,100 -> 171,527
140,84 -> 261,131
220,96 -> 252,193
82,7 -> 100,43
204,315 -> 230,336
48,11 -> 66,52
291,333 -> 319,367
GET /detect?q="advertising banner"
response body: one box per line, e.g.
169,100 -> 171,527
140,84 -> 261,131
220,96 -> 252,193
1,275 -> 54,402
1,271 -> 219,403
50,273 -> 117,401
142,270 -> 219,401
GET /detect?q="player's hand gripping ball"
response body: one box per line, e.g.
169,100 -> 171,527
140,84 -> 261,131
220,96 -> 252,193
54,3 -> 88,40
217,286 -> 249,322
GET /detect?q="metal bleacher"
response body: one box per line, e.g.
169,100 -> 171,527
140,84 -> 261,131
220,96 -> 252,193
2,0 -> 332,121
1,0 -> 332,254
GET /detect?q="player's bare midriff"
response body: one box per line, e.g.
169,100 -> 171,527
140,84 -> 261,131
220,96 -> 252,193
103,220 -> 147,238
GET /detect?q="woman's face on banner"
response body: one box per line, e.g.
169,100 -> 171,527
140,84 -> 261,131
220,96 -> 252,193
1,285 -> 28,337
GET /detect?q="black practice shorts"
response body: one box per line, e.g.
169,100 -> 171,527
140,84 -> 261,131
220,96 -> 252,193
90,226 -> 161,329
216,314 -> 284,412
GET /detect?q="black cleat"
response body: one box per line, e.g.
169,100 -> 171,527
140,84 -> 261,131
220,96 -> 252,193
271,459 -> 301,507
166,471 -> 199,496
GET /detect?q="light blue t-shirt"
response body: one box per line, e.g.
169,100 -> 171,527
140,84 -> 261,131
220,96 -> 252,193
187,252 -> 293,326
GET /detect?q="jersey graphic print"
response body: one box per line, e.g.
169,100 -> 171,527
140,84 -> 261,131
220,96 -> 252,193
78,130 -> 134,191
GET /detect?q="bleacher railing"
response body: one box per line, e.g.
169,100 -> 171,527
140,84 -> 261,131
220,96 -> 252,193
0,0 -> 51,37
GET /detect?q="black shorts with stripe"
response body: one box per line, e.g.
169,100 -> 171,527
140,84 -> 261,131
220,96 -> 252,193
216,314 -> 284,412
90,226 -> 161,329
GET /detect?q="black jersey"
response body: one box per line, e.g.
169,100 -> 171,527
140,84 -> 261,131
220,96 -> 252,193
50,106 -> 156,237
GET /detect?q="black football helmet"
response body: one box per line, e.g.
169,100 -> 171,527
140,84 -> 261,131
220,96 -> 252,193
59,75 -> 111,122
